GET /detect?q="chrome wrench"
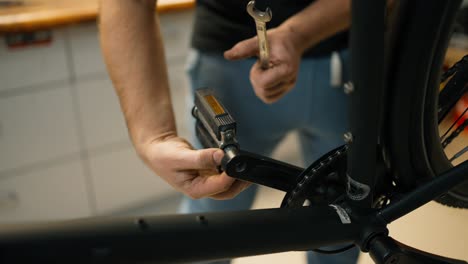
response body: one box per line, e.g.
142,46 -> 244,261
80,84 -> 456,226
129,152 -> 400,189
247,0 -> 272,69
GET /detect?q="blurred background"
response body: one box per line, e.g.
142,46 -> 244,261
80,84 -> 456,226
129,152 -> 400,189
0,0 -> 466,263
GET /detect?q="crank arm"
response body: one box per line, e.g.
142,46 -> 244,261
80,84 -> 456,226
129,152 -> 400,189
221,147 -> 303,192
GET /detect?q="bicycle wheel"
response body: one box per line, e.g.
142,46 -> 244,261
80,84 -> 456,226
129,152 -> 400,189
386,0 -> 468,208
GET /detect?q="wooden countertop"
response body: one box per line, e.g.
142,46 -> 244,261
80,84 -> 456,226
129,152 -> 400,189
0,0 -> 195,33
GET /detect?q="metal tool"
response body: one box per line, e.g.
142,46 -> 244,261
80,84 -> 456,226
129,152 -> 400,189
246,0 -> 272,69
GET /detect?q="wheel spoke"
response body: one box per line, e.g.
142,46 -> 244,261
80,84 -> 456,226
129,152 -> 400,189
449,146 -> 468,162
441,118 -> 468,149
440,106 -> 468,141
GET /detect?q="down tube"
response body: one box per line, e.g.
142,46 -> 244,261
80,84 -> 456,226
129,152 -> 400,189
0,206 -> 361,263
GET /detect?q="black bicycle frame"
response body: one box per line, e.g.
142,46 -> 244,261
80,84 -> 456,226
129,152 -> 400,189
0,0 -> 467,263
1,162 -> 467,263
347,0 -> 385,209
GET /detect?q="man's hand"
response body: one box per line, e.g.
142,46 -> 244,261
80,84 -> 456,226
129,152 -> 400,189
224,27 -> 304,104
224,0 -> 351,104
138,136 -> 250,200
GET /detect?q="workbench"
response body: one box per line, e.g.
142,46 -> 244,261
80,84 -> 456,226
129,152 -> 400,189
0,0 -> 194,32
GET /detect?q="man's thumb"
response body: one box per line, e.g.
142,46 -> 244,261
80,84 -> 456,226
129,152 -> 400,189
194,148 -> 224,169
224,37 -> 258,60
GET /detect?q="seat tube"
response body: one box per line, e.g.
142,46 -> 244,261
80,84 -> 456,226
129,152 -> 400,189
346,0 -> 385,208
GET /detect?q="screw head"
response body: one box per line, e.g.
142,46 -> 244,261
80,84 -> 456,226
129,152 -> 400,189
344,132 -> 353,144
226,132 -> 233,139
235,161 -> 247,173
344,82 -> 354,94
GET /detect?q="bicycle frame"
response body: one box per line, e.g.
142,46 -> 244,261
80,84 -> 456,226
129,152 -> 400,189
0,0 -> 467,263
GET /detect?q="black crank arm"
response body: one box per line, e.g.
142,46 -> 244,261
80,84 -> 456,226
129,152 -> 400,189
222,148 -> 303,192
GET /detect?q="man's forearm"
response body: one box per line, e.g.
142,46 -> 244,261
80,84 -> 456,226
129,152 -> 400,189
280,0 -> 351,54
99,0 -> 176,147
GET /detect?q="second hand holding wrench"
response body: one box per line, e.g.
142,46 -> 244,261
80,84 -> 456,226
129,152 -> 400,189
247,0 -> 272,70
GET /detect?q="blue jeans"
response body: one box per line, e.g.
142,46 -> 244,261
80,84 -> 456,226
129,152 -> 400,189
179,50 -> 359,264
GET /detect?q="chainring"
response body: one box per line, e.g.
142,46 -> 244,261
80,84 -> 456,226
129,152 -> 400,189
281,145 -> 349,208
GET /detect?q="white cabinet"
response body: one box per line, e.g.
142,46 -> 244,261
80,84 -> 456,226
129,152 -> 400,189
0,30 -> 70,92
160,10 -> 194,60
73,10 -> 194,150
168,64 -> 192,139
0,160 -> 91,222
89,147 -> 175,214
0,9 -> 194,218
0,87 -> 80,173
76,77 -> 129,150
68,23 -> 108,78
68,10 -> 194,78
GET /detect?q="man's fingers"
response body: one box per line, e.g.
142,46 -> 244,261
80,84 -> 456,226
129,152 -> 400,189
210,180 -> 252,200
177,148 -> 224,170
224,37 -> 259,60
254,77 -> 296,104
250,62 -> 294,91
184,172 -> 236,199
263,78 -> 294,94
263,88 -> 288,103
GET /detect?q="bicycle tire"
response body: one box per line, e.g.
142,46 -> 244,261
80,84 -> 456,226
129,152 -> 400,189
385,0 -> 468,208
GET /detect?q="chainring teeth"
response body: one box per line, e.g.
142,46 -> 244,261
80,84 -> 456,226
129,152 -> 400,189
282,145 -> 349,208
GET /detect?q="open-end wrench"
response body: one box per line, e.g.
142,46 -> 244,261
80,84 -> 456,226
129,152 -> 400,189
247,0 -> 272,70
